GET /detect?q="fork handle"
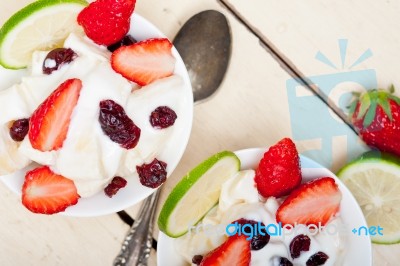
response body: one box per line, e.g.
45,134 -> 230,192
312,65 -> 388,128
113,189 -> 161,266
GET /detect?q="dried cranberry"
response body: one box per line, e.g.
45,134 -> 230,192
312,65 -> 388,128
99,100 -> 141,149
42,48 -> 77,74
150,106 -> 177,129
233,218 -> 270,250
107,35 -> 137,52
306,252 -> 329,266
104,176 -> 127,198
279,257 -> 293,266
191,255 -> 203,265
136,159 -> 167,188
289,234 -> 311,258
251,229 -> 270,250
9,118 -> 29,141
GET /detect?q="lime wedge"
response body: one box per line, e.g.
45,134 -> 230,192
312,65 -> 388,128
158,151 -> 240,238
0,0 -> 88,69
337,151 -> 400,244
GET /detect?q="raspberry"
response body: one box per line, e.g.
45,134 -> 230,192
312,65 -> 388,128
9,118 -> 29,141
42,48 -> 77,75
136,159 -> 167,188
104,176 -> 127,198
289,234 -> 311,258
99,100 -> 141,149
150,106 -> 177,129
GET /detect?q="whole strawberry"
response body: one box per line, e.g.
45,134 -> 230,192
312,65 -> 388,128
254,138 -> 301,198
77,0 -> 136,46
350,86 -> 400,156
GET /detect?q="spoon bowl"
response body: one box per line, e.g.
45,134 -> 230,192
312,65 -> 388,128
174,10 -> 231,103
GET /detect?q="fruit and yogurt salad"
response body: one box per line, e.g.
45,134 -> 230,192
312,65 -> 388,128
0,0 -> 191,214
158,138 -> 346,266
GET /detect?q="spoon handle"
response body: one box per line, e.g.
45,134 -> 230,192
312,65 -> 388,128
113,189 -> 161,266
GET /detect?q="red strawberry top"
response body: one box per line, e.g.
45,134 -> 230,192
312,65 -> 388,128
350,87 -> 400,157
254,138 -> 302,198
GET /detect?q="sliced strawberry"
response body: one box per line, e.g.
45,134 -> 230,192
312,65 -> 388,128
29,78 -> 82,151
200,235 -> 251,266
276,177 -> 342,226
111,38 -> 176,86
22,166 -> 80,214
77,0 -> 136,45
254,138 -> 301,198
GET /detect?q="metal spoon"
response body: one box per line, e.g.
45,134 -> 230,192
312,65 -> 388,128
113,10 -> 231,266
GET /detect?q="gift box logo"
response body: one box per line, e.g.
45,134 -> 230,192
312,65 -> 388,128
287,39 -> 376,169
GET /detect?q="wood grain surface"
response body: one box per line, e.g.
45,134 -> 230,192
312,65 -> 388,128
0,0 -> 398,265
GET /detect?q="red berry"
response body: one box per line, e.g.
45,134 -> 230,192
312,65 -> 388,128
192,255 -> 203,265
99,100 -> 141,149
104,176 -> 127,198
289,234 -> 311,258
22,166 -> 80,214
107,35 -> 137,52
42,48 -> 77,75
29,79 -> 82,151
254,138 -> 301,197
306,252 -> 329,266
351,88 -> 400,156
150,106 -> 177,129
111,38 -> 175,86
233,218 -> 270,250
279,257 -> 293,266
276,177 -> 342,226
136,159 -> 167,188
77,0 -> 136,46
200,235 -> 251,266
9,118 -> 29,141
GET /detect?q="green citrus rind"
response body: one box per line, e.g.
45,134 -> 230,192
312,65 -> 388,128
0,0 -> 88,69
158,151 -> 240,238
337,150 -> 400,244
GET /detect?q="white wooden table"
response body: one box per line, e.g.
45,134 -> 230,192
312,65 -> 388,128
0,0 -> 399,265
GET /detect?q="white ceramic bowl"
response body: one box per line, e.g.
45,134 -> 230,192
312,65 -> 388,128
0,13 -> 193,217
157,148 -> 372,265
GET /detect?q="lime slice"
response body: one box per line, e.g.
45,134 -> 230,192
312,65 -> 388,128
337,151 -> 400,244
158,151 -> 240,238
0,0 -> 88,69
